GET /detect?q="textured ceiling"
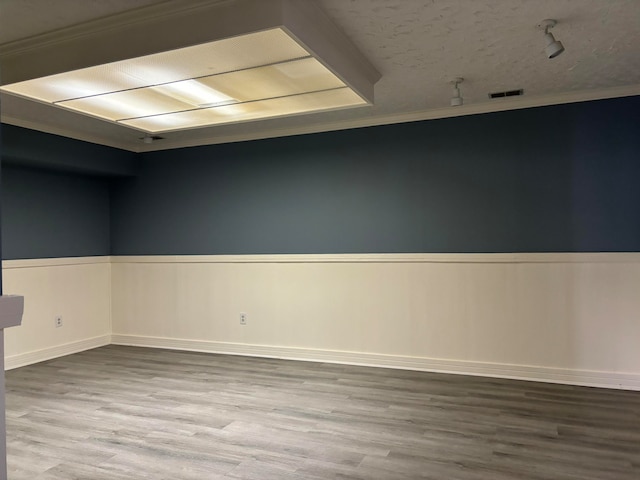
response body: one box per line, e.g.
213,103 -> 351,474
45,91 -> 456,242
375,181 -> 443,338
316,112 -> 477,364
1,0 -> 639,152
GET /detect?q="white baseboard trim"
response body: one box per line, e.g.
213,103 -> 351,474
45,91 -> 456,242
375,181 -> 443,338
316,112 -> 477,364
7,332 -> 638,391
110,334 -> 640,391
5,335 -> 111,370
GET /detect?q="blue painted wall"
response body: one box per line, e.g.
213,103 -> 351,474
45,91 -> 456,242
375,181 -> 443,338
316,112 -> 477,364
2,124 -> 138,176
2,97 -> 639,259
1,166 -> 111,260
110,97 -> 640,255
0,125 -> 136,259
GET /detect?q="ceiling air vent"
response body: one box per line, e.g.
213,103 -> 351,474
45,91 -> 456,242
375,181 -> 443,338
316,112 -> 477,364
489,89 -> 524,99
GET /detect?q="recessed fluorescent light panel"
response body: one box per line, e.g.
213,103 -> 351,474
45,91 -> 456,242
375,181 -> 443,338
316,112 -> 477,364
1,28 -> 368,133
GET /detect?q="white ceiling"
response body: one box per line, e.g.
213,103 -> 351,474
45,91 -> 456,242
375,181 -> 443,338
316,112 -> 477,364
1,0 -> 639,152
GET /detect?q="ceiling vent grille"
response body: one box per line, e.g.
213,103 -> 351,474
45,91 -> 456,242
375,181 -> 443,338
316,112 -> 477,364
489,89 -> 524,99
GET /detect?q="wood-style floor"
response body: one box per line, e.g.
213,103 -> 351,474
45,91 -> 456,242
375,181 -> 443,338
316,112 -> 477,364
5,345 -> 640,479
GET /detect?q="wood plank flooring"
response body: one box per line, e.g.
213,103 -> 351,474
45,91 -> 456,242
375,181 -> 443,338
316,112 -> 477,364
5,345 -> 640,479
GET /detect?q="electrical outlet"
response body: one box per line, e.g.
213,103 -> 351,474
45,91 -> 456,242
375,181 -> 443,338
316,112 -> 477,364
55,316 -> 63,328
240,312 -> 247,325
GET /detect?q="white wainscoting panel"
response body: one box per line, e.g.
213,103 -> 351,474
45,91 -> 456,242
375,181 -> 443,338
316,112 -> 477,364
3,257 -> 112,370
111,254 -> 640,390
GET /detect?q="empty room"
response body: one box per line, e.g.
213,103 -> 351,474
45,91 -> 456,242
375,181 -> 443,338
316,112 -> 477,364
0,0 -> 639,479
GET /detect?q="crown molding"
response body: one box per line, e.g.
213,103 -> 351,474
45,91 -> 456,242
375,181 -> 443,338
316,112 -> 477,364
0,0 -> 230,57
2,85 -> 639,153
141,84 -> 640,152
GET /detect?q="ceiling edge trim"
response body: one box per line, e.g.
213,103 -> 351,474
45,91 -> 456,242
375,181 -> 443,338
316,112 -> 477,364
135,84 -> 640,152
0,0 -> 291,85
0,0 -> 227,56
2,84 -> 639,153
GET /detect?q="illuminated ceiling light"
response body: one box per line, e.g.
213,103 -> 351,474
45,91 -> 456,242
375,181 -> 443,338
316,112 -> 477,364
450,78 -> 464,107
0,0 -> 380,134
538,19 -> 565,59
153,79 -> 237,108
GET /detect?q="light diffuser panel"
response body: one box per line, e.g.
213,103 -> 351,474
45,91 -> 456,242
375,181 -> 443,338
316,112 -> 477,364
196,58 -> 347,103
2,29 -> 309,103
0,0 -> 380,139
1,22 -> 373,134
58,88 -> 195,121
120,88 -> 364,132
55,57 -> 353,125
